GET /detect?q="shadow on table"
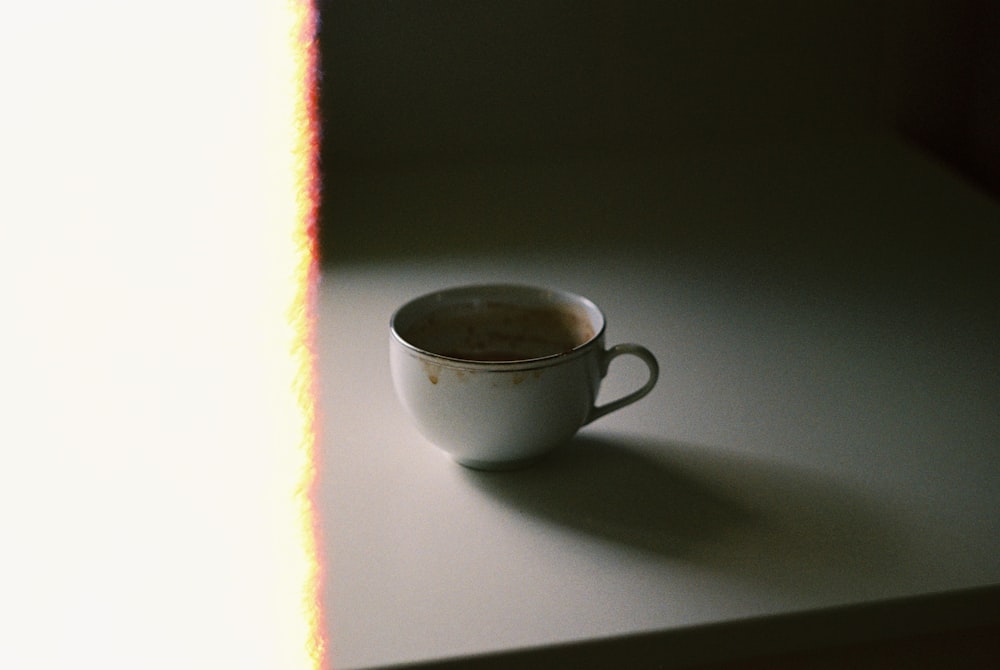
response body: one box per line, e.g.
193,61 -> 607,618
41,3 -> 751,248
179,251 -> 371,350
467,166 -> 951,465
460,433 -> 909,595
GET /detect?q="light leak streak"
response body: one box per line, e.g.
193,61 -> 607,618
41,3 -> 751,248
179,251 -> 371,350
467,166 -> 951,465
0,2 -> 324,669
272,1 -> 325,667
289,0 -> 326,667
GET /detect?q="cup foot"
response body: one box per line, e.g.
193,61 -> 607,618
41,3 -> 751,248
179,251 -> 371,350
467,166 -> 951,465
453,455 -> 543,471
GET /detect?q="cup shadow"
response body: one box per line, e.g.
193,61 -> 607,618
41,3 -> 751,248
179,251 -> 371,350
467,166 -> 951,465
460,433 -> 908,595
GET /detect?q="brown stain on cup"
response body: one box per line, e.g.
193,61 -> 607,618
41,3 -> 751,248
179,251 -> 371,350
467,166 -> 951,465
421,360 -> 442,385
517,368 -> 546,385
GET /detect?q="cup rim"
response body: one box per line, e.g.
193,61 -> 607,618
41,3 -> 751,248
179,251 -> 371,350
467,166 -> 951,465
390,283 -> 607,370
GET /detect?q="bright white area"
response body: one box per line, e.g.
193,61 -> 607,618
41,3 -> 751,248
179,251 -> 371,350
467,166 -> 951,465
0,3 -> 317,670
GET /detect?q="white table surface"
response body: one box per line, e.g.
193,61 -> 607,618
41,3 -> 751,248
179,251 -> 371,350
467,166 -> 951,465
317,136 -> 1000,669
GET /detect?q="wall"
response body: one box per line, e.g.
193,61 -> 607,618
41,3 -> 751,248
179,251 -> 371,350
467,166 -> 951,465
882,0 -> 1000,197
320,1 -> 887,164
317,1 -> 997,262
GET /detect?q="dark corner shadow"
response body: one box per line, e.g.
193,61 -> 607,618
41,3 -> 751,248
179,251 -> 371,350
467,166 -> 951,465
459,434 -> 908,594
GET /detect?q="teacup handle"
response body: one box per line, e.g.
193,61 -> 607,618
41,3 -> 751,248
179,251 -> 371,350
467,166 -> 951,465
585,344 -> 659,425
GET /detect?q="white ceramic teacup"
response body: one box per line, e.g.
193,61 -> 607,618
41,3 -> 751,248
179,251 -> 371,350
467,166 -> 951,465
389,284 -> 659,470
